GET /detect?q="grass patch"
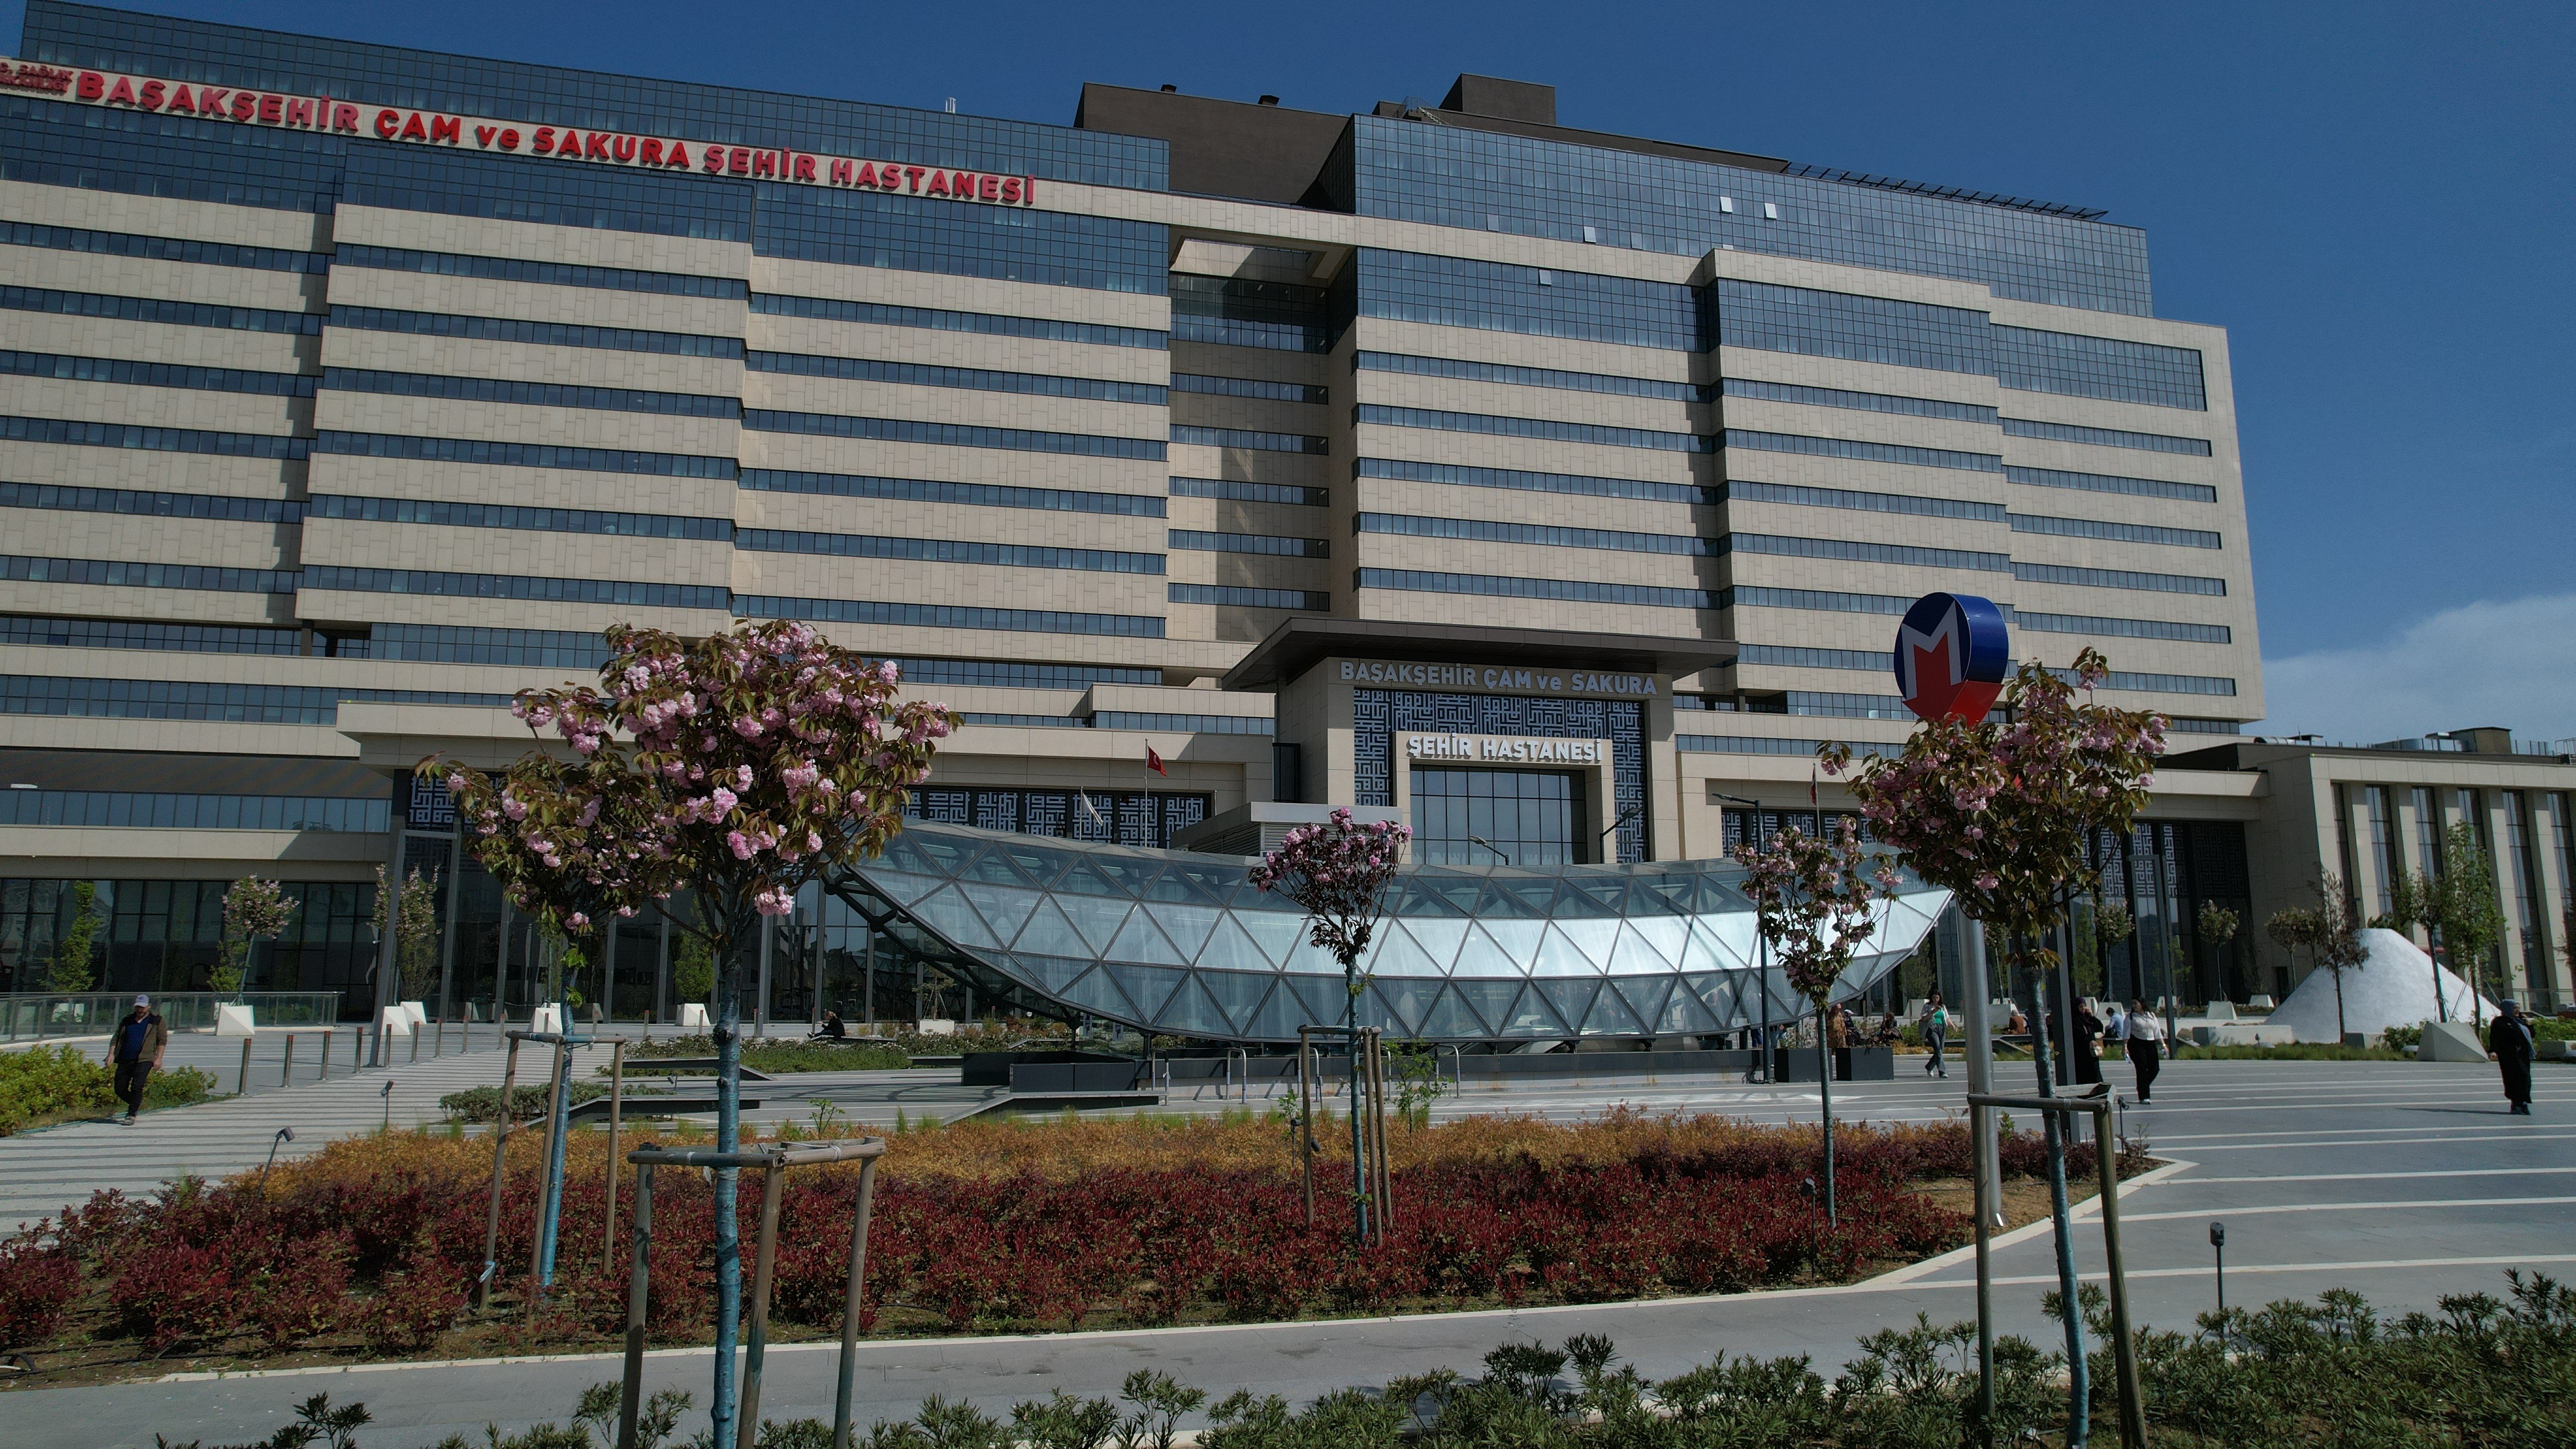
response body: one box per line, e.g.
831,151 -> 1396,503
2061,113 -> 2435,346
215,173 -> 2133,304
625,1033 -> 909,1074
2169,1042 -> 2412,1062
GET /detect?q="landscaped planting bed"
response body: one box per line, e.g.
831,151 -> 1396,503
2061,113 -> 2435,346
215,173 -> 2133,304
0,1111 -> 2141,1381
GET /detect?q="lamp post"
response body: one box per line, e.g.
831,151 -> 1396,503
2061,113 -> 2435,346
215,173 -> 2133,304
1466,835 -> 1511,865
1714,794 -> 1776,1084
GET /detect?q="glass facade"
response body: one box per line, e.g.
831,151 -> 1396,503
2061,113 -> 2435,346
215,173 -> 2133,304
1413,767 -> 1581,867
830,818 -> 1949,1042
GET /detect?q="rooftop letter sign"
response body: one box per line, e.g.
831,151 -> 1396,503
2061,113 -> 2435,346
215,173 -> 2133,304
1893,592 -> 2009,723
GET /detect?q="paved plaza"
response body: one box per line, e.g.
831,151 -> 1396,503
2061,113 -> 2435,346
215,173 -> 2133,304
2,1048 -> 2568,1445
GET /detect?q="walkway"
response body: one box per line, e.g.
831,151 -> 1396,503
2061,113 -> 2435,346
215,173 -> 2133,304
4,1058 -> 2567,1446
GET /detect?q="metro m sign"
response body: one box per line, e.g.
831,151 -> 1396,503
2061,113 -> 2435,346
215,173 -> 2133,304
1893,592 -> 2010,724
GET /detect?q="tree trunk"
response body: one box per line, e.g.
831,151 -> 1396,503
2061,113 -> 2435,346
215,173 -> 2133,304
1345,964 -> 1368,1243
709,915 -> 745,1448
2023,961 -> 2091,1446
2332,968 -> 2348,1045
1815,1022 -> 1836,1225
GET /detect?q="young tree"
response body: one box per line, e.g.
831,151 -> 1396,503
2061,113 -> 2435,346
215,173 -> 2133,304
1733,819 -> 1892,1225
2265,904 -> 2323,1003
215,878 -> 297,998
2422,822 -> 2508,1026
2196,901 -> 2241,1002
368,865 -> 443,1005
2310,874 -> 2370,1044
1250,806 -> 1411,1241
439,619 -> 954,1447
1822,647 -> 2165,1443
47,880 -> 102,993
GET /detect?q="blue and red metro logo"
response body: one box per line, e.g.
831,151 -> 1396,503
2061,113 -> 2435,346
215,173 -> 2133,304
1893,592 -> 2010,724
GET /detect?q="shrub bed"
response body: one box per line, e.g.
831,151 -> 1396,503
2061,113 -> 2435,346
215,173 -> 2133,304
0,1113 -> 2140,1372
627,1033 -> 910,1074
0,1046 -> 217,1136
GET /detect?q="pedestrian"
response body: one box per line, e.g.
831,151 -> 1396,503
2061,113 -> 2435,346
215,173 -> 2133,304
2072,998 -> 2105,1086
1921,992 -> 1950,1078
1826,1001 -> 1850,1049
2123,996 -> 2163,1103
105,994 -> 167,1125
2490,998 -> 2536,1116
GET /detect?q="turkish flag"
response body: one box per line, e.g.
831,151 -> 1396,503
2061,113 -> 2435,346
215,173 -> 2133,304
1147,745 -> 1167,776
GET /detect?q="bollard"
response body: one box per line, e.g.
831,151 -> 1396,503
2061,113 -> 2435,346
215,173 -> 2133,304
280,1034 -> 295,1087
320,1030 -> 332,1079
411,1021 -> 421,1063
239,1037 -> 255,1096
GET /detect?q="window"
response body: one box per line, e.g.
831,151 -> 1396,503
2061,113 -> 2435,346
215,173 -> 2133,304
748,352 -> 1164,406
2009,514 -> 2221,549
757,187 -> 1166,295
0,555 -> 297,594
751,293 -> 1166,350
744,410 -> 1165,460
2006,465 -> 2215,504
1723,480 -> 2003,522
301,566 -> 727,611
2012,612 -> 2230,644
1169,426 -> 1328,455
892,660 -> 1159,689
0,615 -> 307,656
1723,428 -> 2000,473
1355,568 -> 1714,611
346,145 -> 750,241
321,368 -> 736,417
0,351 -> 314,397
327,305 -> 743,358
336,243 -> 745,298
744,470 -> 1164,516
3,416 -> 307,459
1357,513 -> 1706,556
1167,584 -> 1328,610
2,220 -> 329,274
1356,351 -> 1694,402
0,483 -> 299,524
1170,374 -> 1327,404
1167,531 -> 1326,559
0,790 -> 389,834
3,285 -> 320,335
1359,404 -> 1707,452
2001,417 -> 2210,456
312,433 -> 734,478
1355,457 -> 1708,505
2363,786 -> 2395,910
306,495 -> 732,540
1995,326 -> 2206,411
735,594 -> 1163,639
1094,712 -> 1275,735
367,624 -> 614,669
1709,278 -> 1992,375
1411,767 -> 1582,867
2012,562 -> 2225,596
740,529 -> 1162,575
1169,477 -> 1326,507
1723,534 -> 2010,573
1355,249 -> 1699,351
1721,377 -> 1995,423
1722,586 -> 1913,616
1736,644 -> 1886,672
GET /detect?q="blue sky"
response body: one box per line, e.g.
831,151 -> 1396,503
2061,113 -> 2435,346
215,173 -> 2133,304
8,1 -> 2570,740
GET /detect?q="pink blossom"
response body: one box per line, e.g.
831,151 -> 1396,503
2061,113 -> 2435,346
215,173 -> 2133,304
727,831 -> 754,860
565,912 -> 589,930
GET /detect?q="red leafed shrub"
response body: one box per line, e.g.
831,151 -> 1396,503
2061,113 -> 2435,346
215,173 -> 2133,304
0,1236 -> 80,1347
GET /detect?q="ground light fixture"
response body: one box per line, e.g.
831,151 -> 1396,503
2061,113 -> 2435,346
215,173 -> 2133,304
381,1077 -> 395,1132
258,1127 -> 295,1191
2212,1219 -> 2228,1316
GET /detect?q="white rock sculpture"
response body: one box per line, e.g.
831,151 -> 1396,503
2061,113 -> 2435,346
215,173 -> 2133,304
2268,928 -> 2494,1043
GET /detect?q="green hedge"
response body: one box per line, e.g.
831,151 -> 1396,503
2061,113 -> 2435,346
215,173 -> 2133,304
0,1046 -> 216,1135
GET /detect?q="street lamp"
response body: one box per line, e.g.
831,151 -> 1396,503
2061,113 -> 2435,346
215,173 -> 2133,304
1713,793 -> 1776,1085
1466,835 -> 1511,865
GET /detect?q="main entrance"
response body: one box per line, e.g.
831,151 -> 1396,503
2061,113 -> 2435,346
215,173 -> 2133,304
1411,767 -> 1584,867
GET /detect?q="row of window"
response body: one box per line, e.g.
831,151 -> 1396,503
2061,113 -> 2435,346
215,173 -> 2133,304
1166,584 -> 1329,611
300,565 -> 729,610
1723,427 -> 2000,473
327,303 -> 744,359
754,186 -> 1167,297
1356,249 -> 1699,352
0,481 -> 299,523
4,415 -> 306,459
1169,424 -> 1328,455
742,409 -> 1166,460
3,283 -> 322,335
1171,373 -> 1327,404
1736,644 -> 1887,672
1,349 -> 315,397
2057,668 -> 2238,697
1,219 -> 330,274
1169,476 -> 1328,507
306,493 -> 732,540
737,527 -> 1162,575
748,350 -> 1165,406
1722,585 -> 1911,616
0,615 -> 309,656
749,292 -> 1167,351
1711,278 -> 1992,378
2009,513 -> 2222,549
0,789 -> 390,834
0,553 -> 298,594
1354,350 -> 1697,402
0,675 -> 508,725
2011,611 -> 2232,644
895,659 -> 1159,689
1719,376 -> 1995,423
2000,416 -> 2211,457
1168,531 -> 1328,558
1093,711 -> 1275,735
1723,532 -> 2011,573
1354,567 -> 1715,611
1723,479 -> 2004,523
1355,457 -> 1710,505
312,430 -> 734,477
743,468 -> 1164,516
2011,562 -> 2225,596
321,366 -> 737,418
1995,326 -> 2207,411
2007,464 -> 2217,504
1355,511 -> 1703,556
734,593 -> 1164,639
346,145 -> 749,242
1358,403 -> 1708,453
960,711 -> 1090,730
335,242 -> 746,299
1170,274 -> 1334,353
365,622 -> 612,668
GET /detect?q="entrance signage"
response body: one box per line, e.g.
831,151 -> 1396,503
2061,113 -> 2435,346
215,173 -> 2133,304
1337,659 -> 1659,699
1893,592 -> 2009,723
43,66 -> 1041,209
1404,733 -> 1605,765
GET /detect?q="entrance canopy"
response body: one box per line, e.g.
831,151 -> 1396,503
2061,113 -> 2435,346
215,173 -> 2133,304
827,821 -> 1949,1043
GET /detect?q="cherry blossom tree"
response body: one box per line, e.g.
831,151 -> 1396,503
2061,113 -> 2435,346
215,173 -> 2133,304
436,619 -> 954,1446
1733,819 -> 1893,1225
1821,647 -> 2164,1444
1251,807 -> 1411,1240
215,877 -> 296,998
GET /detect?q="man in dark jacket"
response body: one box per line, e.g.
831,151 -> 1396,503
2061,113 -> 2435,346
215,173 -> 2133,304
2490,998 -> 2536,1116
105,995 -> 168,1124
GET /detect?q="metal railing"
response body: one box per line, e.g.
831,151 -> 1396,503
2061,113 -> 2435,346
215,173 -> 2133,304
1,991 -> 340,1040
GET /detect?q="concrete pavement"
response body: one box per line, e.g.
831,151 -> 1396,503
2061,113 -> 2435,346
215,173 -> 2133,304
3,1057 -> 2568,1445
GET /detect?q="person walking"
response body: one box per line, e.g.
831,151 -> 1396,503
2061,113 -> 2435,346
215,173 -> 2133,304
2071,999 -> 2105,1086
105,994 -> 167,1125
2490,998 -> 2536,1116
1921,993 -> 1950,1077
2122,996 -> 2164,1103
